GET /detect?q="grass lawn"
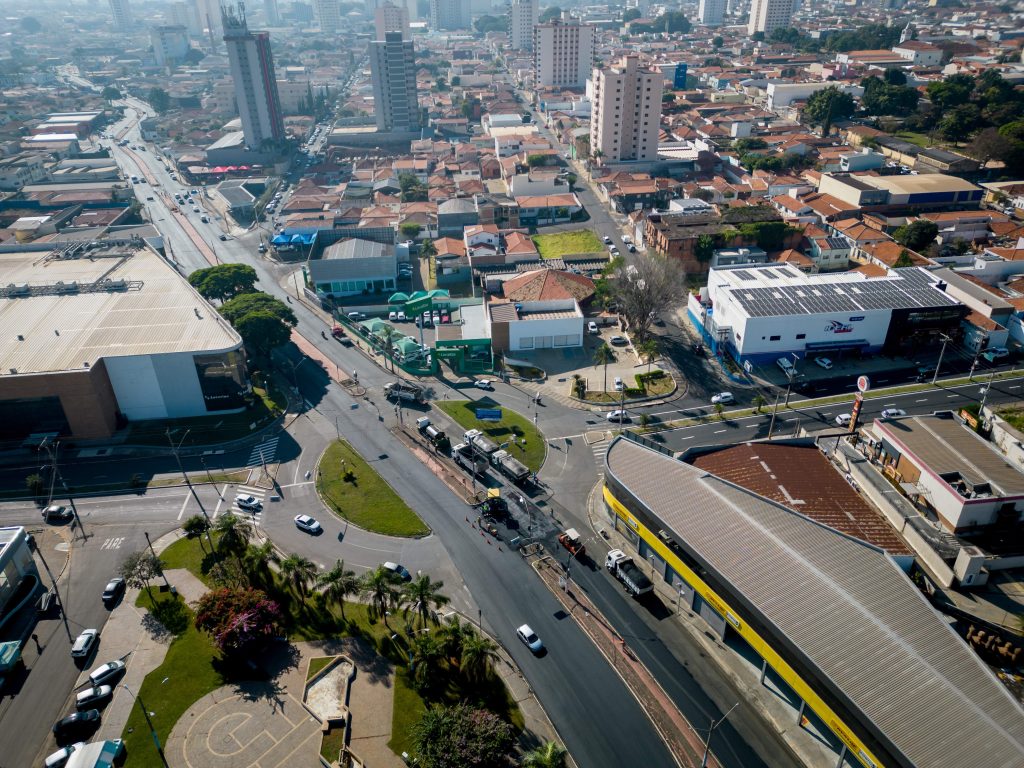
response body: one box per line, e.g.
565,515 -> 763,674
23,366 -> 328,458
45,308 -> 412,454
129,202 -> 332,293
306,656 -> 335,680
532,229 -> 604,260
434,400 -> 545,472
895,131 -> 932,148
321,726 -> 347,762
317,439 -> 430,537
388,669 -> 428,758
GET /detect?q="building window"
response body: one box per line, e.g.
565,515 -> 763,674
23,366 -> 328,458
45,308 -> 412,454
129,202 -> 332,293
796,333 -> 806,339
769,335 -> 781,341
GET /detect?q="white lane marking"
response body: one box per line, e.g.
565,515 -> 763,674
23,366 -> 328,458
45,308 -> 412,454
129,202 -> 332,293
678,435 -> 695,440
713,429 -> 726,434
915,398 -> 928,403
1010,386 -> 1021,390
177,492 -> 192,521
947,394 -> 958,398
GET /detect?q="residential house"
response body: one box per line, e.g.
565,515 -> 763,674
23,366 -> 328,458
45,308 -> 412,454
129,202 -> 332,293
515,193 -> 582,226
437,197 -> 478,236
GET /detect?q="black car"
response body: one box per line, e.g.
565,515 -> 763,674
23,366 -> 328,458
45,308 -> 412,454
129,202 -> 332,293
52,709 -> 100,740
101,578 -> 125,606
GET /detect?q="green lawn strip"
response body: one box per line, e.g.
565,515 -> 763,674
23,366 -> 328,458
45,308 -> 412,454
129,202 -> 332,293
434,400 -> 545,472
158,533 -> 221,586
531,230 -> 604,260
321,726 -> 347,762
895,131 -> 932,148
317,439 -> 430,537
388,669 -> 428,758
123,593 -> 223,768
306,656 -> 334,680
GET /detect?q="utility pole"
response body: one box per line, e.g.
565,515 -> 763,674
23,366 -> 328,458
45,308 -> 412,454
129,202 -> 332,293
124,684 -> 169,768
39,439 -> 84,539
701,702 -> 739,768
144,531 -> 172,592
933,333 -> 952,384
767,392 -> 782,440
166,429 -> 213,546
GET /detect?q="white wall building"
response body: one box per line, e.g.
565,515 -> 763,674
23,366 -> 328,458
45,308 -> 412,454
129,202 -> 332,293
169,1 -> 202,34
533,17 -> 596,89
429,0 -> 470,30
590,55 -> 663,164
892,41 -> 943,67
747,0 -> 791,35
486,298 -> 584,353
698,0 -> 726,26
370,31 -> 421,132
151,25 -> 191,68
0,528 -> 38,621
314,0 -> 341,32
509,0 -> 538,50
766,81 -> 863,110
375,1 -> 410,39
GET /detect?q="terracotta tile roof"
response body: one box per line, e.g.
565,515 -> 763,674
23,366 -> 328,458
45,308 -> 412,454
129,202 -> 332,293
964,310 -> 1003,332
851,263 -> 889,278
860,240 -> 931,267
434,237 -> 466,257
501,269 -> 595,302
691,443 -> 911,555
504,231 -> 538,254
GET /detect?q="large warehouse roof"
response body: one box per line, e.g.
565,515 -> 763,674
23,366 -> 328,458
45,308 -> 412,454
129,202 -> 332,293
0,244 -> 241,375
605,436 -> 1024,768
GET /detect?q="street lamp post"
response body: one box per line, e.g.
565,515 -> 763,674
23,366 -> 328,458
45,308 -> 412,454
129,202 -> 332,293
124,683 -> 169,767
701,702 -> 740,768
166,429 -> 213,546
933,333 -> 952,385
38,439 -> 84,538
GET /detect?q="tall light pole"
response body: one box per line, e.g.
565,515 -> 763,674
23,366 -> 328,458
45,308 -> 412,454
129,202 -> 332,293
701,702 -> 739,768
38,439 -> 84,539
123,683 -> 169,767
166,429 -> 213,546
933,333 -> 952,384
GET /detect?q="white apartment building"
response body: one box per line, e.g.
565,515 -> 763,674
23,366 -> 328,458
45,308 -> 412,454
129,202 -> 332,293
194,0 -> 222,36
375,1 -> 410,39
509,0 -> 538,51
169,1 -> 202,34
314,0 -> 341,32
698,0 -> 726,26
151,25 -> 190,68
222,4 -> 285,146
109,0 -> 133,29
747,0 -> 791,35
429,0 -> 470,30
590,55 -> 663,164
370,31 -> 421,132
533,17 -> 595,89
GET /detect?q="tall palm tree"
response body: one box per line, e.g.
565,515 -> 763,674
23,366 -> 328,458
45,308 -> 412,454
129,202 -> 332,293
242,539 -> 280,586
214,513 -> 252,561
459,630 -> 499,684
521,741 -> 568,768
408,633 -> 443,692
435,614 -> 468,661
592,342 -> 614,393
401,574 -> 449,628
638,338 -> 658,374
280,555 -> 317,600
317,559 -> 360,619
380,326 -> 397,372
361,566 -> 399,627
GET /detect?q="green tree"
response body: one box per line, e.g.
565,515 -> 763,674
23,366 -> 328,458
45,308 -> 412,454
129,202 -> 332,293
802,86 -> 855,137
473,14 -> 507,33
119,550 -> 165,601
188,263 -> 258,303
26,473 -> 44,497
883,68 -> 907,86
214,512 -> 252,562
459,630 -> 498,684
19,16 -> 42,33
527,153 -> 547,168
893,220 -> 938,251
361,565 -> 400,628
694,233 -> 716,262
219,291 -> 296,325
317,559 -> 360,619
436,614 -> 469,660
592,343 -> 614,393
893,248 -> 914,268
182,514 -> 211,550
926,74 -> 974,111
242,540 -> 280,586
234,311 -> 295,358
147,86 -> 171,114
521,742 -> 568,768
280,555 -> 317,600
712,36 -> 724,48
623,7 -> 641,22
714,402 -> 725,421
753,394 -> 766,413
408,634 -> 444,692
399,172 -> 428,202
939,103 -> 982,144
419,238 -> 437,259
101,85 -> 122,103
402,573 -> 449,628
638,338 -> 658,373
539,6 -> 562,22
411,704 -> 515,768
400,221 -> 422,239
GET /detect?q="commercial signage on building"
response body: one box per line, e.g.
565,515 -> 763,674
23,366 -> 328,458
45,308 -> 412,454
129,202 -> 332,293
405,296 -> 432,316
825,320 -> 854,334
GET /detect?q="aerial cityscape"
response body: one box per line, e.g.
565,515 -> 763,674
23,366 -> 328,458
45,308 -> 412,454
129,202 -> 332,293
1,0 -> 1024,766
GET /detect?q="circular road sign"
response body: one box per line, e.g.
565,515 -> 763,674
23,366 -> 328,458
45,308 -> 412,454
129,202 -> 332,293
857,375 -> 871,393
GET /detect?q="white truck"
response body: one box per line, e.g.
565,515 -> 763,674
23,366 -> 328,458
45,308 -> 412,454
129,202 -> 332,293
384,381 -> 424,402
464,429 -> 499,457
451,442 -> 487,476
605,549 -> 654,597
490,449 -> 529,484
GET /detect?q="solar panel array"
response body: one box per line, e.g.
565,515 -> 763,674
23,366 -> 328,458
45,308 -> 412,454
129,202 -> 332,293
730,267 -> 961,318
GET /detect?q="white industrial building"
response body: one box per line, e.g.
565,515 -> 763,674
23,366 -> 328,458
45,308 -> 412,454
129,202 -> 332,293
485,298 -> 584,353
690,264 -> 966,365
766,82 -> 863,111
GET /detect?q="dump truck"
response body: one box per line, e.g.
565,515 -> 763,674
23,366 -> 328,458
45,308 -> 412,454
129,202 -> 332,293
464,429 -> 499,457
451,442 -> 487,476
490,449 -> 529,484
331,325 -> 353,346
605,549 -> 654,597
384,381 -> 424,402
557,528 -> 585,557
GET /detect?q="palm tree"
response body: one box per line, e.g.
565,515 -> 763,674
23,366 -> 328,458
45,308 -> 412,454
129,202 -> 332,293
753,394 -> 766,414
214,513 -> 252,561
242,540 -> 280,586
408,633 -> 443,692
592,343 -> 615,393
361,566 -> 400,627
281,555 -> 317,600
401,574 -> 449,628
317,559 -> 360,619
380,326 -> 397,372
460,630 -> 499,684
436,614 -> 468,661
638,338 -> 658,374
714,402 -> 725,421
521,742 -> 568,768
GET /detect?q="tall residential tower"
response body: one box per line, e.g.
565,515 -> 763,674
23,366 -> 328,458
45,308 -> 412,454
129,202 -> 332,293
748,0 -> 792,35
509,0 -> 538,51
109,0 -> 133,29
222,3 -> 285,147
590,55 -> 663,164
698,0 -> 726,26
533,16 -> 595,89
369,31 -> 421,133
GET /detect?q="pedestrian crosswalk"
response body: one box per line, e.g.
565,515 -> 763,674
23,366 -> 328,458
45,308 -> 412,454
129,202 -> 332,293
247,437 -> 279,468
229,484 -> 266,526
587,431 -> 611,470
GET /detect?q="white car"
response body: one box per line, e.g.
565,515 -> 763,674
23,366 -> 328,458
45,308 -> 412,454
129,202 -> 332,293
614,376 -> 624,391
389,311 -> 398,321
234,494 -> 262,511
396,311 -> 407,321
711,392 -> 734,405
75,685 -> 112,710
71,629 -> 98,659
880,408 -> 906,419
609,335 -> 628,346
606,409 -> 630,423
516,624 -> 544,653
814,357 -> 833,370
602,235 -> 612,244
473,379 -> 494,390
835,413 -> 852,427
294,514 -> 322,534
45,743 -> 85,768
88,659 -> 126,686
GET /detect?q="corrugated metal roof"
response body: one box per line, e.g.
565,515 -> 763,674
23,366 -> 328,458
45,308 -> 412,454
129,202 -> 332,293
606,437 -> 1024,768
875,412 -> 1024,497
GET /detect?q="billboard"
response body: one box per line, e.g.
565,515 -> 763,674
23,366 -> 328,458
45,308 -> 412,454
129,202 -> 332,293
476,408 -> 502,422
405,296 -> 432,316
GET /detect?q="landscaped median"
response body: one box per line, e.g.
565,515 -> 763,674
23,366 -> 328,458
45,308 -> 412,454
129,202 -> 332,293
434,400 -> 545,472
570,369 -> 676,404
317,439 -> 430,537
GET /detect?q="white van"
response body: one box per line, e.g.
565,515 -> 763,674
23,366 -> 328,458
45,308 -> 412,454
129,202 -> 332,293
587,321 -> 600,335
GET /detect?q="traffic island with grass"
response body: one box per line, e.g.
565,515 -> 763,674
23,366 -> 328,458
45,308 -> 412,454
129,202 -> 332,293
434,400 -> 545,472
570,369 -> 676,404
532,229 -> 605,260
317,439 -> 430,537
